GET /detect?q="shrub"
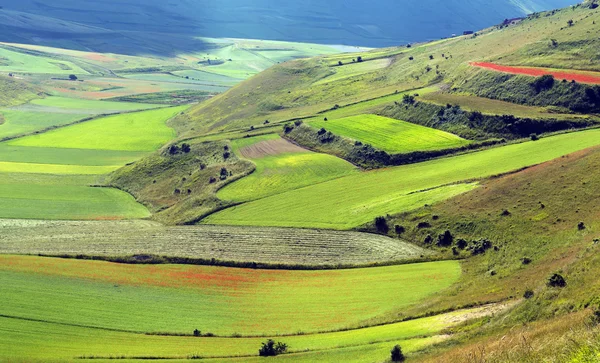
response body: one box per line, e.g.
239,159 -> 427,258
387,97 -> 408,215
283,124 -> 294,134
524,289 -> 534,299
408,56 -> 414,61
223,151 -> 231,160
424,235 -> 433,244
578,222 -> 586,230
391,345 -> 405,362
395,225 -> 406,234
531,74 -> 555,92
429,55 -> 434,60
338,61 -> 343,66
294,120 -> 303,126
374,216 -> 389,234
357,56 -> 363,62
456,239 -> 468,249
169,145 -> 180,155
547,273 -> 566,288
193,329 -> 201,337
402,94 -> 415,105
181,143 -> 191,153
417,222 -> 431,229
209,177 -> 217,184
530,133 -> 539,141
437,230 -> 454,247
522,257 -> 532,265
258,339 -> 288,357
567,19 -> 574,27
69,74 -> 78,81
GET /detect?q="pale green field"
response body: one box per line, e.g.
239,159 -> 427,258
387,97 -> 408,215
0,175 -> 149,220
9,106 -> 186,151
314,58 -> 392,86
0,256 -> 461,335
30,96 -> 163,112
0,46 -> 89,74
311,114 -> 470,153
218,134 -> 358,202
204,128 -> 600,229
0,110 -> 90,139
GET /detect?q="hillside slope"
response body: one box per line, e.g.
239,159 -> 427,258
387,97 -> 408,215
180,3 -> 599,136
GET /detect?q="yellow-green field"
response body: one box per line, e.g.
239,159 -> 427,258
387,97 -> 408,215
310,114 -> 470,153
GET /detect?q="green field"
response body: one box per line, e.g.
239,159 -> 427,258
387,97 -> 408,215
30,96 -> 163,112
204,128 -> 600,229
0,46 -> 89,75
310,114 -> 470,153
9,106 -> 186,151
0,174 -> 149,219
218,134 -> 357,202
0,110 -> 91,139
0,255 -> 461,335
0,310 -> 470,361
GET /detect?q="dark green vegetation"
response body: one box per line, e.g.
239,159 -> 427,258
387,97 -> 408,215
3,1 -> 600,362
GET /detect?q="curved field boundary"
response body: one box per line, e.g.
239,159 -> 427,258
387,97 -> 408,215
471,62 -> 600,84
0,220 -> 431,266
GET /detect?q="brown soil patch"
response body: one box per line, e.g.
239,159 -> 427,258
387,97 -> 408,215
238,138 -> 306,159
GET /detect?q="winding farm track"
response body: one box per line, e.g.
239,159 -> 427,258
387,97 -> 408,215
471,62 -> 600,84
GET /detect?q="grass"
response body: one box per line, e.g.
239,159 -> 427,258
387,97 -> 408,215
0,255 -> 460,336
0,311 -> 467,361
0,75 -> 40,107
420,92 -> 597,121
0,176 -> 149,219
0,220 -> 431,265
0,46 -> 89,75
30,96 -> 163,112
310,114 -> 470,154
9,106 -> 186,151
218,134 -> 358,202
203,127 -> 600,229
0,110 -> 91,139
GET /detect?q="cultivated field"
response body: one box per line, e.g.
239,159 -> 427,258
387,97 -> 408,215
9,106 -> 185,151
204,128 -> 600,229
310,114 -> 470,153
471,62 -> 600,84
0,255 -> 460,335
218,134 -> 357,202
0,220 -> 431,265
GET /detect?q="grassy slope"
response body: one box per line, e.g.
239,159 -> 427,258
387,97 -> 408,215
9,106 -> 186,151
0,110 -> 91,139
310,114 -> 470,153
179,5 -> 599,137
0,255 -> 460,335
0,75 -> 41,107
203,128 -> 600,229
218,134 -> 357,202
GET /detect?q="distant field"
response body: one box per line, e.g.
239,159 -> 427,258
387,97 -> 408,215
9,106 -> 186,151
0,110 -> 90,139
0,255 -> 461,335
30,96 -> 163,112
0,46 -> 89,75
204,128 -> 600,229
471,62 -> 600,84
419,93 -> 597,121
218,134 -> 357,202
314,58 -> 392,86
310,114 -> 470,153
0,220 -> 431,265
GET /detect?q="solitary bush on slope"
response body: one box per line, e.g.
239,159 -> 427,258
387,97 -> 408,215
375,216 -> 389,234
547,273 -> 567,288
391,345 -> 406,362
258,339 -> 287,356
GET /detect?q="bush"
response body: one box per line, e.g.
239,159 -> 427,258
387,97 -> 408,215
395,225 -> 405,234
374,216 -> 389,234
417,222 -> 431,229
181,143 -> 191,153
258,339 -> 288,357
523,289 -> 534,299
531,75 -> 555,93
437,230 -> 454,247
547,273 -> 567,288
69,74 -> 78,81
223,151 -> 231,160
168,145 -> 180,155
578,222 -> 586,230
391,345 -> 406,362
283,124 -> 294,134
530,133 -> 539,141
193,329 -> 201,337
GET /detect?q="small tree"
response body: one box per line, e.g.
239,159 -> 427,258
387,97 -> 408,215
429,55 -> 434,60
338,61 -> 343,66
547,273 -> 566,288
374,216 -> 389,234
357,56 -> 363,62
567,19 -> 574,27
69,74 -> 78,81
193,329 -> 201,337
168,145 -> 180,155
181,143 -> 191,153
391,344 -> 405,362
258,339 -> 287,357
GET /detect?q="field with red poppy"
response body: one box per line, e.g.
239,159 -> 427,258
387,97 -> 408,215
471,62 -> 600,84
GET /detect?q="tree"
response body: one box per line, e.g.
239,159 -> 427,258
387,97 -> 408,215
193,329 -> 201,337
547,273 -> 566,288
338,61 -> 343,66
567,19 -> 574,27
402,94 -> 415,105
69,74 -> 78,81
429,55 -> 434,60
181,143 -> 191,153
168,145 -> 180,155
391,345 -> 406,362
357,56 -> 363,62
258,340 -> 288,356
374,216 -> 389,234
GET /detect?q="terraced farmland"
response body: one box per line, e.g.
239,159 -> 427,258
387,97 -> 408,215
0,220 -> 430,265
218,134 -> 357,202
204,128 -> 600,229
9,106 -> 185,151
310,114 -> 470,153
0,255 -> 461,335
